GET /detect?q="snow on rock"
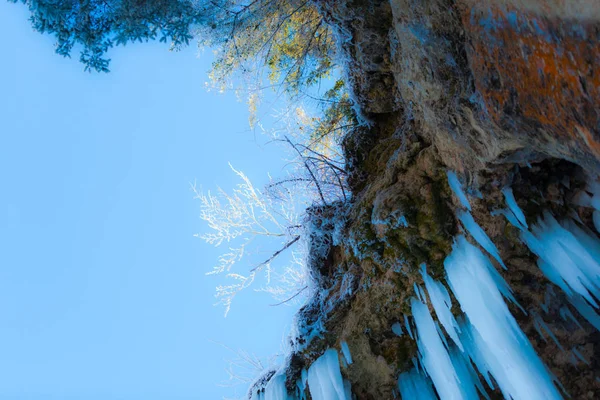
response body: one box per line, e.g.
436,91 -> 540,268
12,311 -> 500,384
307,349 -> 351,400
444,235 -> 562,400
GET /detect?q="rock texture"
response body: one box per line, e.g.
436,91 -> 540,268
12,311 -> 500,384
254,1 -> 600,398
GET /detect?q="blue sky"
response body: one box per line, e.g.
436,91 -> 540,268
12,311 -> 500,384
0,2 -> 298,399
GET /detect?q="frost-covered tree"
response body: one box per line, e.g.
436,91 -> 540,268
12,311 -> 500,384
201,0 -> 336,94
11,0 -> 212,72
192,165 -> 303,315
12,0 -> 352,314
11,0 -> 338,88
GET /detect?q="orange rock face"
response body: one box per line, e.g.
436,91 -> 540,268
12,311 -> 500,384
461,3 -> 600,164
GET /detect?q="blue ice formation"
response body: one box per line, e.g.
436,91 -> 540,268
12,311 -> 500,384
250,373 -> 294,400
403,237 -> 560,400
444,236 -> 562,400
502,187 -> 528,228
503,184 -> 600,331
340,341 -> 353,365
250,349 -> 351,400
421,265 -> 462,350
411,297 -> 479,399
447,171 -> 471,210
392,322 -> 404,336
457,211 -> 506,269
398,368 -> 438,400
307,349 -> 351,400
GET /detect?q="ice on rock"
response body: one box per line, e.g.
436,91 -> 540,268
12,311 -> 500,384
447,171 -> 471,211
404,315 -> 414,339
502,187 -> 528,228
457,211 -> 506,269
572,347 -> 589,365
507,178 -> 600,324
421,265 -> 463,350
411,297 -> 478,399
559,306 -> 583,328
296,369 -> 308,400
392,322 -> 403,336
397,369 -> 438,400
568,292 -> 600,331
307,349 -> 351,400
533,312 -> 564,351
340,341 -> 353,365
444,236 -> 562,400
343,379 -> 353,400
264,373 -> 295,400
251,388 -> 265,400
448,345 -> 490,400
521,212 -> 600,311
588,178 -> 600,210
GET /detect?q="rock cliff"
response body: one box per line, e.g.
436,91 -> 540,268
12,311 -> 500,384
250,1 -> 600,399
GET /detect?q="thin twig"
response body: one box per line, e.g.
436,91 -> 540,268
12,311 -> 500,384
270,285 -> 308,306
250,235 -> 301,272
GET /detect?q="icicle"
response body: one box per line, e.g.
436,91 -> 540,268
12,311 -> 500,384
540,286 -> 554,314
445,236 -> 562,400
435,321 -> 450,349
448,346 -> 489,400
569,293 -> 600,331
447,171 -> 471,210
251,389 -> 266,400
522,213 -> 600,307
296,369 -> 308,400
392,322 -> 403,336
397,369 -> 438,400
421,265 -> 462,350
343,379 -> 353,400
501,193 -> 600,330
559,306 -> 583,328
588,179 -> 600,210
264,373 -> 295,400
457,211 -> 506,268
307,349 -> 350,400
340,342 -> 353,365
502,187 -> 528,228
412,297 -> 479,399
532,312 -> 564,351
572,347 -> 589,365
404,315 -> 414,339
414,283 -> 424,302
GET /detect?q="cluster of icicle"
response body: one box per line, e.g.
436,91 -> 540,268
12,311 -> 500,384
249,348 -> 353,400
250,172 -> 600,400
396,172 -> 600,399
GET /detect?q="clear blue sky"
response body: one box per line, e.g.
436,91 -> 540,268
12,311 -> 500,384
0,2 -> 298,399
